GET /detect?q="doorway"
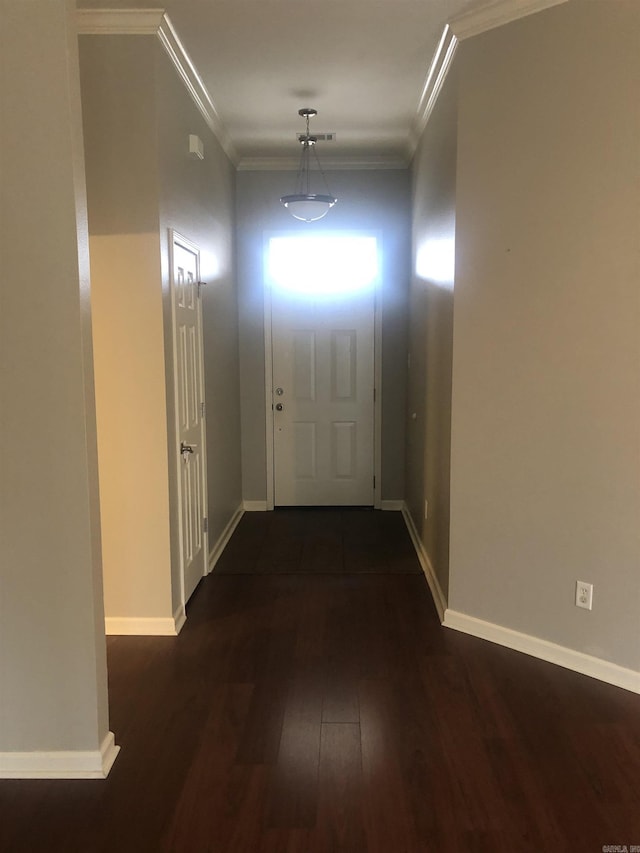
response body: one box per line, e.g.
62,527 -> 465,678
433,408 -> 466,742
264,234 -> 381,508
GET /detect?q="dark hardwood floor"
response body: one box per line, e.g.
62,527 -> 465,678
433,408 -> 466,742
1,510 -> 639,852
215,509 -> 422,575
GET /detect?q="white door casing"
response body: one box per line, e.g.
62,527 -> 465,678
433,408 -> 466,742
270,287 -> 376,506
170,231 -> 208,604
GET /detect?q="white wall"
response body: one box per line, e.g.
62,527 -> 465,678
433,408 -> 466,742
236,169 -> 410,504
0,0 -> 111,765
449,0 -> 640,672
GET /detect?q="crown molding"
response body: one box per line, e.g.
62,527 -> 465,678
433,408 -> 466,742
237,157 -> 300,172
157,16 -> 238,165
410,0 -> 569,158
78,1 -> 569,174
449,0 -> 569,41
76,8 -> 165,35
238,155 -> 408,172
410,24 -> 459,152
76,9 -> 238,166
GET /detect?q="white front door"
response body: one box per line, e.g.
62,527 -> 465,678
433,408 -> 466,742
170,232 -> 208,603
271,288 -> 375,506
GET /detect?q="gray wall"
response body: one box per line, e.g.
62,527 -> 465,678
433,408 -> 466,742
79,34 -> 241,622
236,169 -> 410,503
449,0 -> 640,671
407,65 -> 458,598
155,46 -> 241,606
80,36 -> 173,623
0,0 -> 109,754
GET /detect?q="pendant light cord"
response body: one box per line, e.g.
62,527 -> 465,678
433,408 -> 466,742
293,109 -> 334,199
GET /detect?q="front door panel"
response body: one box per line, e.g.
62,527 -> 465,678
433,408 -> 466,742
272,289 -> 375,506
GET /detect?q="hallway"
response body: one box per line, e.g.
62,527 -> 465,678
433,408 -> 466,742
1,510 -> 639,852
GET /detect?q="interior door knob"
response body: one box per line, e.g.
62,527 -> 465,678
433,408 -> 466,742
275,403 -> 283,411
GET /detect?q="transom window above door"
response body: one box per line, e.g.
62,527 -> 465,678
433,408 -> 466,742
266,235 -> 379,298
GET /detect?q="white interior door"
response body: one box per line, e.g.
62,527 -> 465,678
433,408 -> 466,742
271,288 -> 375,506
170,232 -> 208,603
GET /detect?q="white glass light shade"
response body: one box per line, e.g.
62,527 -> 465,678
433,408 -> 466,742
280,193 -> 337,222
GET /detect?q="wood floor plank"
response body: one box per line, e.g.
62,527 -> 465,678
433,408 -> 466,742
358,678 -> 422,853
293,576 -> 328,668
313,723 -> 366,852
256,827 -> 313,853
482,734 -> 568,851
322,581 -> 360,723
160,683 -> 255,852
266,670 -> 324,829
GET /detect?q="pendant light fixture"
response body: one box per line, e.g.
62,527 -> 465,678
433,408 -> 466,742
280,108 -> 337,222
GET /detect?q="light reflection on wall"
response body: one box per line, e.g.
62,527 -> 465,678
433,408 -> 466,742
415,238 -> 455,289
267,235 -> 379,298
205,252 -> 221,280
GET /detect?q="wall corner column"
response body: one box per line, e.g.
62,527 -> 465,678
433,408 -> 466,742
0,0 -> 115,777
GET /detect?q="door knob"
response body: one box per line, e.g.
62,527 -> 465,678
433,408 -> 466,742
275,403 -> 283,411
275,387 -> 284,396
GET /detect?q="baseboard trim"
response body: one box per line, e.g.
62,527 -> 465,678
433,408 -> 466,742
105,616 -> 181,636
0,731 -> 120,779
380,500 -> 404,511
444,610 -> 640,694
208,504 -> 244,573
173,604 -> 187,635
401,503 -> 447,622
100,731 -> 121,777
243,500 -> 268,511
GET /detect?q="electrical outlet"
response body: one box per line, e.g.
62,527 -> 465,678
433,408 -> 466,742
424,499 -> 428,520
575,581 -> 593,610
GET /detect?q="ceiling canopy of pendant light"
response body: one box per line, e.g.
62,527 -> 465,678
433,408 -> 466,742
280,108 -> 337,222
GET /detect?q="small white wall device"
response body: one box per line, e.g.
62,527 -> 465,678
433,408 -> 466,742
188,134 -> 204,160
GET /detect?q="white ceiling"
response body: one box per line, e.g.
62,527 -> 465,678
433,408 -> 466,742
77,0 -> 494,167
